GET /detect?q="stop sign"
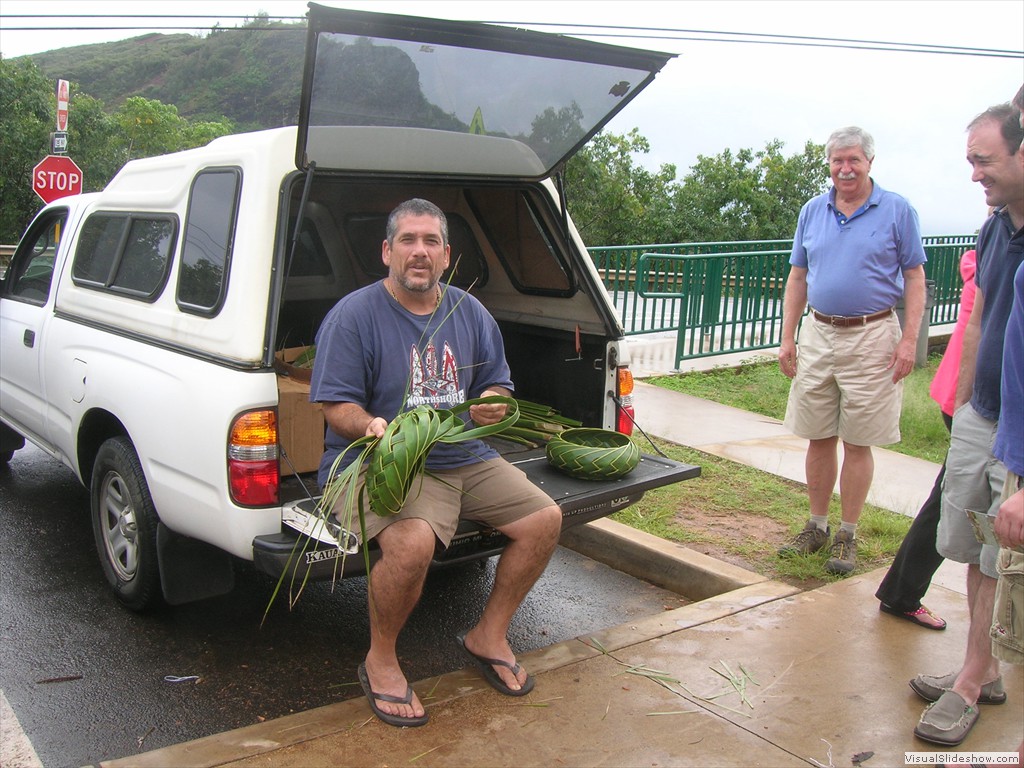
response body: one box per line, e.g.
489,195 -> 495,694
32,155 -> 83,204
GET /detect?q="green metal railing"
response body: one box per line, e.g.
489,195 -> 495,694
590,235 -> 977,365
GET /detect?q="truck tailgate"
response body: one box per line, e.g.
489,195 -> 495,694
258,443 -> 699,580
505,445 -> 701,528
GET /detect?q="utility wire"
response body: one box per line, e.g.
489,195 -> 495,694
496,20 -> 1023,57
1,15 -> 1021,59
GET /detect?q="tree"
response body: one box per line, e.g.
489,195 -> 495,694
565,130 -> 827,247
112,96 -> 189,161
564,128 -> 677,246
0,60 -> 236,243
672,139 -> 828,242
0,57 -> 53,241
66,89 -> 121,192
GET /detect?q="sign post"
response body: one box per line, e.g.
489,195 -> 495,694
52,79 -> 70,155
32,155 -> 83,204
35,79 -> 82,203
56,79 -> 69,132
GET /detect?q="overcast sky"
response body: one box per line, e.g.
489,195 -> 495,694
2,0 -> 1022,236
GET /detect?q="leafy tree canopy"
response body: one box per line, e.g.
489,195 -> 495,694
0,57 -> 234,242
565,131 -> 828,247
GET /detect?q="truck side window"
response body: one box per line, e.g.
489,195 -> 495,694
177,169 -> 241,316
3,210 -> 68,305
72,213 -> 177,299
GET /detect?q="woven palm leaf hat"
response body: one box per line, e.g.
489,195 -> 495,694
545,428 -> 640,480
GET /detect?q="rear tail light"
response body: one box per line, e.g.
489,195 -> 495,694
616,367 -> 635,436
229,410 -> 280,506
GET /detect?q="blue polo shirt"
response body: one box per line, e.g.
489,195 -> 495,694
790,181 -> 927,317
973,211 -> 1024,422
994,259 -> 1024,476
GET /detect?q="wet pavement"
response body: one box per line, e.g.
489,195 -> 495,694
102,364 -> 1024,768
108,569 -> 1021,768
0,443 -> 687,766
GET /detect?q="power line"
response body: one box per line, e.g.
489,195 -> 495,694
0,15 -> 1021,59
0,14 -> 305,18
574,32 -> 1022,59
497,21 -> 1023,58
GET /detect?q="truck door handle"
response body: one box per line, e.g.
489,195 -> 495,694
23,329 -> 35,348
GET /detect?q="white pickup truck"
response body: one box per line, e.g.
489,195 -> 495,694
0,4 -> 698,610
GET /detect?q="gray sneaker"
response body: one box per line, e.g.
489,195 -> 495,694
778,521 -> 830,556
824,529 -> 857,574
909,672 -> 1007,705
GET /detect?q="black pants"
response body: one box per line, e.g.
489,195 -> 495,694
874,412 -> 953,612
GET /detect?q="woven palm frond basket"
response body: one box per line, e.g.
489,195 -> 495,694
545,428 -> 640,480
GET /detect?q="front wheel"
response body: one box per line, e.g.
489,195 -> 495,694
0,422 -> 25,465
90,437 -> 162,611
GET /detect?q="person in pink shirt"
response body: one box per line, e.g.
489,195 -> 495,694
931,250 -> 978,418
875,248 -> 977,629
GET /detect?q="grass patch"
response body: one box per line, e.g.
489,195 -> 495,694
617,439 -> 911,587
646,352 -> 949,463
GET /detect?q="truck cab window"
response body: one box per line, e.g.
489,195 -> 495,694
3,210 -> 67,305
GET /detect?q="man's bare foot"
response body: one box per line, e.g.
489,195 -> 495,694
358,659 -> 427,726
458,630 -> 533,694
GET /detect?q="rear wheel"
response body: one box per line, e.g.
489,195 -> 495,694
90,436 -> 162,610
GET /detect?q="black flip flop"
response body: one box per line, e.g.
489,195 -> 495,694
456,632 -> 535,697
357,663 -> 428,727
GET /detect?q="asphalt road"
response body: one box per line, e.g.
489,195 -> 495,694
0,443 -> 686,766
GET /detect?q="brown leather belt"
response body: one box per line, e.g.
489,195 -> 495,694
811,307 -> 894,327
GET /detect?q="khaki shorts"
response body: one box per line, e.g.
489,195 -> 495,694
333,457 -> 555,548
783,312 -> 902,446
991,472 -> 1024,666
937,403 -> 1004,578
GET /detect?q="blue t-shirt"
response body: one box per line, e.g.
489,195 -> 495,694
994,259 -> 1024,477
971,211 -> 1024,422
309,282 -> 514,487
790,181 -> 927,316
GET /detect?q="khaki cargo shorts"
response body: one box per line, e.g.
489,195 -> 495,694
992,472 -> 1024,666
334,457 -> 555,548
783,312 -> 902,446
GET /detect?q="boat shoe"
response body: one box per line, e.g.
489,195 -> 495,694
909,672 -> 1006,704
914,690 -> 979,746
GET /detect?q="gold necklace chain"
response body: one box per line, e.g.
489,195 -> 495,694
385,279 -> 442,308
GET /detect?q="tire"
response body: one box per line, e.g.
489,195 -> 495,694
90,436 -> 162,611
0,421 -> 24,465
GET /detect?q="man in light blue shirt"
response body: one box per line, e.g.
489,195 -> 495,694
778,126 -> 927,575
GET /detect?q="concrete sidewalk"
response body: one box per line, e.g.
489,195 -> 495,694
634,381 -> 940,518
105,569 -> 1023,768
104,373 -> 1024,768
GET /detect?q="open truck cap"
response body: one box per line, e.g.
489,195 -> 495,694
297,3 -> 675,180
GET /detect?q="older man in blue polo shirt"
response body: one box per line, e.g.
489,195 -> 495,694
778,126 -> 927,575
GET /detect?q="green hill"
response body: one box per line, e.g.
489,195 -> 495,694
19,18 -> 306,130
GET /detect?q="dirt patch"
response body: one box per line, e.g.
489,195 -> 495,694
669,502 -> 830,591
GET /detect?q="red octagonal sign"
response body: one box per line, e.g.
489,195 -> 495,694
32,155 -> 83,204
